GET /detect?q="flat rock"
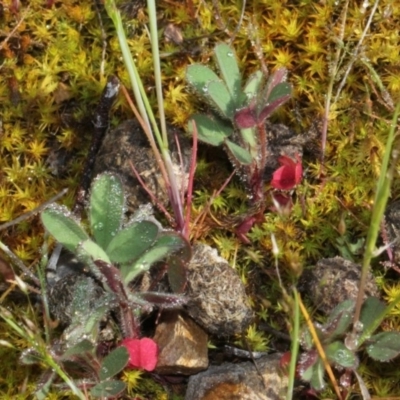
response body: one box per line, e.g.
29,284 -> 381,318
185,243 -> 253,337
153,310 -> 208,375
185,353 -> 288,400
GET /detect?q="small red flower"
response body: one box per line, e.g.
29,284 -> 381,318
270,153 -> 302,190
121,337 -> 158,371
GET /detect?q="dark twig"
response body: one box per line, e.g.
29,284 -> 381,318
73,76 -> 120,216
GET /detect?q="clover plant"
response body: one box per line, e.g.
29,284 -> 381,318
298,297 -> 400,391
41,172 -> 190,341
186,43 -> 292,202
21,167 -> 190,398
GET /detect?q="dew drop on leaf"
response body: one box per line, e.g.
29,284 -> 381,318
344,332 -> 359,351
353,321 -> 364,333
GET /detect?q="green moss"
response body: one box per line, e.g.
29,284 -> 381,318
2,0 -> 400,397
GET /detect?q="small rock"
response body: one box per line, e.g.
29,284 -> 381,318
153,310 -> 208,375
185,353 -> 288,400
185,244 -> 253,336
300,256 -> 379,314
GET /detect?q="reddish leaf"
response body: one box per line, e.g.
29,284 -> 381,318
270,153 -> 302,190
234,103 -> 258,129
258,93 -> 291,122
121,337 -> 158,371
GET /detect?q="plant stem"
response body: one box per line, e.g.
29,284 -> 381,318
147,0 -> 167,147
353,102 -> 400,328
287,288 -> 300,400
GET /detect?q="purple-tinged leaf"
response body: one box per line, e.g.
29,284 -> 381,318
234,104 -> 258,129
267,81 -> 292,104
298,350 -> 325,390
297,349 -> 319,379
262,68 -> 288,101
258,92 -> 291,122
95,259 -> 125,296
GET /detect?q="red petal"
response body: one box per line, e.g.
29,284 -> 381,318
121,338 -> 158,371
271,165 -> 296,190
138,338 -> 158,371
271,153 -> 303,190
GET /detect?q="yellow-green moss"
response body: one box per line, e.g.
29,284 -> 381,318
1,0 -> 400,397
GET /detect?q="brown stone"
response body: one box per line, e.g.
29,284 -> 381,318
185,353 -> 288,400
186,244 -> 254,337
300,256 -> 379,314
153,310 -> 208,375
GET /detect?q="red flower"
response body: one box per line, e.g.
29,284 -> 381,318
121,337 -> 158,371
270,153 -> 302,190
